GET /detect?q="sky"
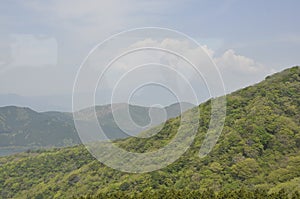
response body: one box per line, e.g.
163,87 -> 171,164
0,0 -> 299,110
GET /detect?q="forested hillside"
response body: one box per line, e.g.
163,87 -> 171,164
0,107 -> 79,149
0,66 -> 299,198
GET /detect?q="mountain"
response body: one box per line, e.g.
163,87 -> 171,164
0,66 -> 299,198
0,103 -> 192,156
0,106 -> 78,148
0,91 -> 194,112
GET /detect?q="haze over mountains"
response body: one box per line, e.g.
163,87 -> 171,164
0,102 -> 193,156
0,87 -> 200,112
0,93 -> 73,112
0,66 -> 299,198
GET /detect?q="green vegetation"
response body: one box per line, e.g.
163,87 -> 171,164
0,66 -> 299,198
81,189 -> 300,199
0,107 -> 79,149
0,103 -> 190,155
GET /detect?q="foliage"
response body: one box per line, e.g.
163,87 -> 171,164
80,188 -> 300,199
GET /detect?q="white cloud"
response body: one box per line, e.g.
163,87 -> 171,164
78,37 -> 272,106
99,38 -> 273,96
215,49 -> 265,74
112,38 -> 269,76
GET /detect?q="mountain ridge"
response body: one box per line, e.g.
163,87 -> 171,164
0,102 -> 193,156
0,66 -> 299,198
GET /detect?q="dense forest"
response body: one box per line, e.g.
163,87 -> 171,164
81,189 -> 299,199
0,66 -> 299,198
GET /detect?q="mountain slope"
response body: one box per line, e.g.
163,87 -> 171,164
0,103 -> 191,156
0,66 -> 299,198
0,106 -> 79,148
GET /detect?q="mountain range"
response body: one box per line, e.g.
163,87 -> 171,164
0,66 -> 299,198
0,103 -> 193,156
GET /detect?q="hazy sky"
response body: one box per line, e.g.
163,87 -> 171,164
0,0 -> 299,109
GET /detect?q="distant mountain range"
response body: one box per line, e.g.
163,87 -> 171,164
0,102 -> 194,156
0,89 -> 201,112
